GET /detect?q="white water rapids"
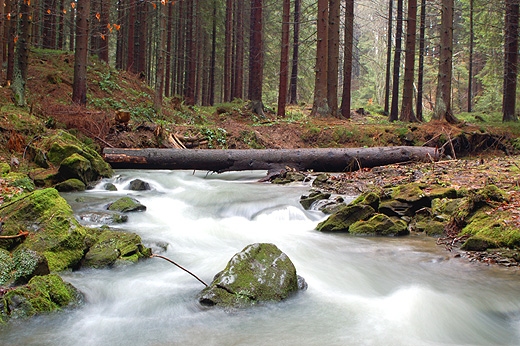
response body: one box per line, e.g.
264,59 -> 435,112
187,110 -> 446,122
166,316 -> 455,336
1,169 -> 520,345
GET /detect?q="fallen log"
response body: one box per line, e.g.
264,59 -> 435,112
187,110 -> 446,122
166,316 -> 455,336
103,146 -> 439,173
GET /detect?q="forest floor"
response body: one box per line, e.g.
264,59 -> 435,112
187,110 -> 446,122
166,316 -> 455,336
1,49 -> 520,268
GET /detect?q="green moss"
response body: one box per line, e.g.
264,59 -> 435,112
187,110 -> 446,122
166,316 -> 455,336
2,274 -> 81,320
0,249 -> 15,286
4,172 -> 35,192
461,209 -> 520,249
0,162 -> 10,174
54,178 -> 86,192
349,213 -> 408,236
0,188 -> 87,272
316,204 -> 375,232
391,183 -> 427,203
59,153 -> 93,183
107,197 -> 146,213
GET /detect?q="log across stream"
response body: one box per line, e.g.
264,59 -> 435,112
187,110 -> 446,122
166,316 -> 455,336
103,146 -> 439,172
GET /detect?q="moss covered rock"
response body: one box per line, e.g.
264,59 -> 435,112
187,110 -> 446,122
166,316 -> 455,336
31,130 -> 113,184
199,243 -> 305,308
83,229 -> 151,268
0,274 -> 82,322
0,188 -> 87,271
107,197 -> 146,213
316,204 -> 375,232
349,213 -> 408,236
54,178 -> 86,192
0,162 -> 10,174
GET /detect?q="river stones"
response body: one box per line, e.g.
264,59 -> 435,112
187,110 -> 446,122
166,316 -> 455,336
198,243 -> 306,308
107,197 -> 146,213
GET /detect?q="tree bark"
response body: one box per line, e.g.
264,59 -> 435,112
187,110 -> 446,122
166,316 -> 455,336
400,0 -> 417,122
12,0 -> 31,106
433,0 -> 458,123
502,0 -> 519,122
72,0 -> 90,105
340,0 -> 354,119
103,147 -> 440,173
224,0 -> 233,102
289,0 -> 301,105
467,0 -> 473,113
384,0 -> 393,116
277,0 -> 290,117
233,0 -> 244,100
416,0 -> 426,121
389,0 -> 403,122
311,0 -> 330,117
327,0 -> 340,117
249,0 -> 264,116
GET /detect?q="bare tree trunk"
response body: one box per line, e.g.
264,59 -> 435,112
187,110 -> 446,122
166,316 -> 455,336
12,0 -> 31,106
154,0 -> 167,112
0,0 -> 5,84
184,0 -> 196,105
103,147 -> 440,173
98,1 -> 109,63
209,0 -> 217,105
503,0 -> 519,122
249,0 -> 264,115
400,0 -> 418,122
42,0 -> 57,49
164,1 -> 173,98
233,0 -> 244,100
416,0 -> 426,121
389,0 -> 403,122
340,0 -> 354,118
311,0 -> 330,117
69,0 -> 75,51
289,0 -> 300,105
127,0 -> 136,72
6,0 -> 16,84
277,0 -> 290,117
327,0 -> 340,117
467,0 -> 474,113
384,0 -> 393,115
433,0 -> 458,123
224,0 -> 233,102
72,0 -> 90,106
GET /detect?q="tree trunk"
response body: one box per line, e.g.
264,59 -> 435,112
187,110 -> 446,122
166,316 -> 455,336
383,0 -> 393,115
467,0 -> 473,113
433,0 -> 458,123
0,0 -> 5,84
98,1 -> 109,63
164,1 -> 173,98
327,0 -> 340,117
224,0 -> 233,102
6,0 -> 15,84
233,0 -> 244,100
289,0 -> 300,105
416,0 -> 426,121
127,0 -> 136,72
400,0 -> 418,122
12,0 -> 31,106
42,0 -> 57,49
249,0 -> 264,116
389,0 -> 403,122
277,0 -> 290,117
184,0 -> 196,105
154,0 -> 167,112
209,0 -> 217,105
503,0 -> 519,122
103,146 -> 440,173
340,0 -> 354,119
72,0 -> 90,105
311,0 -> 330,117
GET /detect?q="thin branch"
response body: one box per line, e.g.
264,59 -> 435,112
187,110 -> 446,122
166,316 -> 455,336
150,254 -> 208,287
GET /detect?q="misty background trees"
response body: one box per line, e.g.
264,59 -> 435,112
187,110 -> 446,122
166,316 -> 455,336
1,0 -> 519,122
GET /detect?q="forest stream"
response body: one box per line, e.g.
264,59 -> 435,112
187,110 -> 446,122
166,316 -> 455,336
1,169 -> 520,346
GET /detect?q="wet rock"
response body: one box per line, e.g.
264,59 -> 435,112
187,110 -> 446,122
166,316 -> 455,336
461,237 -> 494,251
107,197 -> 146,213
104,182 -> 118,191
128,179 -> 151,191
83,229 -> 151,268
58,153 -> 95,184
0,188 -> 87,271
300,191 -> 331,210
316,204 -> 375,232
349,213 -> 408,236
78,211 -> 128,225
0,274 -> 82,322
54,178 -> 86,192
198,243 -> 305,308
271,171 -> 307,185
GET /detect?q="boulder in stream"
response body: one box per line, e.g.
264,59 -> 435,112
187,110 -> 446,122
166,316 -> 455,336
198,243 -> 306,308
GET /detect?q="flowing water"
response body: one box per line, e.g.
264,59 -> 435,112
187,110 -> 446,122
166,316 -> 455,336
1,170 -> 520,346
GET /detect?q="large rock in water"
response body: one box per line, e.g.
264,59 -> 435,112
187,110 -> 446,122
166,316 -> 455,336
198,243 -> 306,308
